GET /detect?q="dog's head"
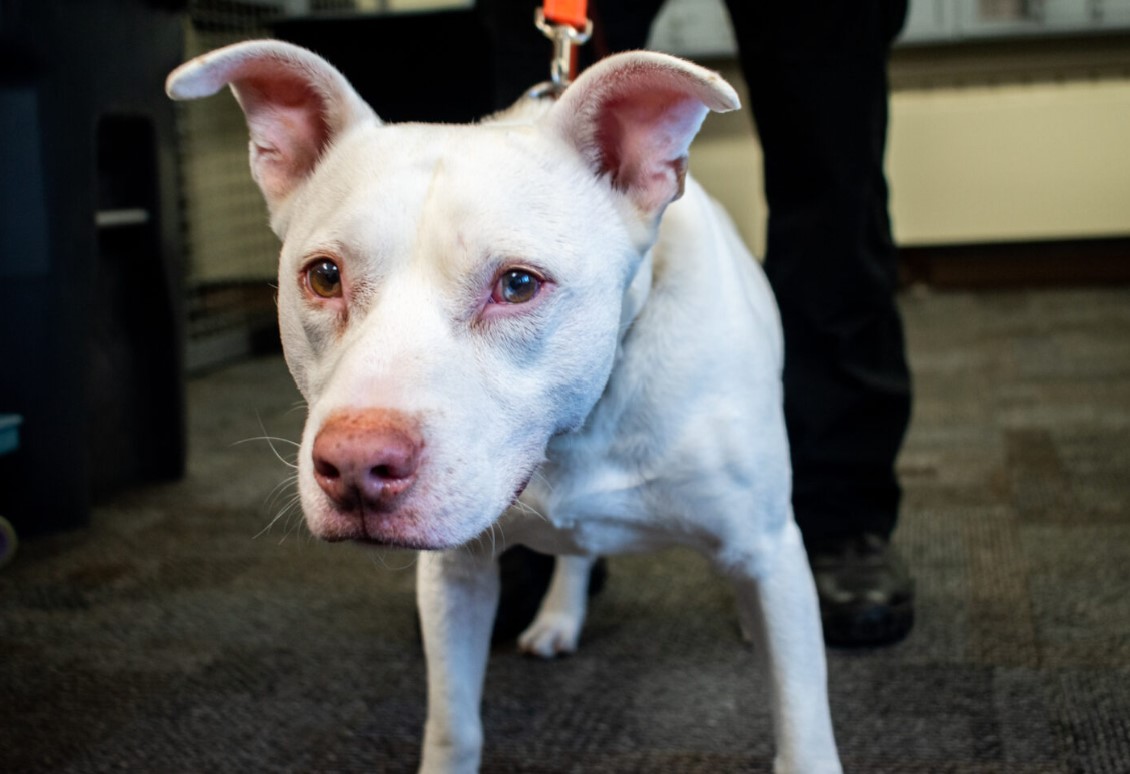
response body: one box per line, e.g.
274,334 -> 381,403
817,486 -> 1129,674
168,41 -> 737,549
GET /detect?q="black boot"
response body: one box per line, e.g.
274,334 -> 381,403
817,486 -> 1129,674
807,534 -> 914,647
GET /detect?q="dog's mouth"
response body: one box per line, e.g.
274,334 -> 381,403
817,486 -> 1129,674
340,534 -> 431,551
308,471 -> 534,552
313,503 -> 455,550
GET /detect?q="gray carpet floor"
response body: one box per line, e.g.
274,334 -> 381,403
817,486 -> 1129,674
3,286 -> 1129,773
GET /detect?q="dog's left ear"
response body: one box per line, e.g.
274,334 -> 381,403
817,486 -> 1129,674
548,51 -> 740,222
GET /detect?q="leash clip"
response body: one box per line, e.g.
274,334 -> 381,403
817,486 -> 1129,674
530,7 -> 593,99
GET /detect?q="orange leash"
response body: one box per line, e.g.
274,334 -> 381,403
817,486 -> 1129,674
543,0 -> 589,31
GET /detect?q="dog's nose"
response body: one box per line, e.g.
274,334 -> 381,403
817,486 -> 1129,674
312,409 -> 423,511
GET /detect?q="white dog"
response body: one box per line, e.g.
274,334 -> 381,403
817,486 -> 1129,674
168,40 -> 841,773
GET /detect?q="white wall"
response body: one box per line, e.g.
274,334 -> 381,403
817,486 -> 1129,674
887,79 -> 1130,246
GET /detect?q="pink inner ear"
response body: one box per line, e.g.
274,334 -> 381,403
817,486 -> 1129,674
234,67 -> 334,205
597,87 -> 706,214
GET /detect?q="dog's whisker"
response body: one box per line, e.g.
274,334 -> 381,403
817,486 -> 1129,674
368,548 -> 418,572
487,523 -> 498,560
264,473 -> 299,507
236,434 -> 301,449
233,415 -> 300,470
254,509 -> 287,541
492,521 -> 508,558
529,468 -> 555,495
262,471 -> 299,511
512,498 -> 549,524
264,489 -> 296,518
255,476 -> 302,541
256,489 -> 303,541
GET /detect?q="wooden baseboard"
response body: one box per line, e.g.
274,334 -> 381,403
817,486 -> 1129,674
899,238 -> 1130,289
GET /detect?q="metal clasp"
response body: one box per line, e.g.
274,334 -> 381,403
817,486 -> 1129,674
530,7 -> 593,99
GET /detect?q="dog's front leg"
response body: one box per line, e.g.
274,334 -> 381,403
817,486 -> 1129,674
726,521 -> 842,774
416,549 -> 499,774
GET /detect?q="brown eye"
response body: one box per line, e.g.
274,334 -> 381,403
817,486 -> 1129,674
305,258 -> 342,299
492,269 -> 541,305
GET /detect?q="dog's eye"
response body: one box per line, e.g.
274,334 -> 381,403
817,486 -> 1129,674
306,258 -> 342,299
493,269 -> 541,305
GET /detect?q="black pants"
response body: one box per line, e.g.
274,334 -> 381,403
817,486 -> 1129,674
478,1 -> 912,541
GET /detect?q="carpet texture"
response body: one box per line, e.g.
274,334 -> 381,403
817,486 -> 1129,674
3,287 -> 1129,772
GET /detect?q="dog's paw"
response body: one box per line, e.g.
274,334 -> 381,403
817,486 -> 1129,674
517,612 -> 582,659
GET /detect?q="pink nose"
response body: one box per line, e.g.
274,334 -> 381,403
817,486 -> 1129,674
312,409 -> 423,512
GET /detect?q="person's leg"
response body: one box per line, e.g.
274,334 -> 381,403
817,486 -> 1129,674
476,0 -> 550,107
724,0 -> 914,645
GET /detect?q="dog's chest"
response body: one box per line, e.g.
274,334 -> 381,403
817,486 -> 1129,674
506,397 -> 698,557
510,477 -> 673,556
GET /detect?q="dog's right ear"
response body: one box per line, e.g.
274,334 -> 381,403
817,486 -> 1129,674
166,40 -> 377,218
